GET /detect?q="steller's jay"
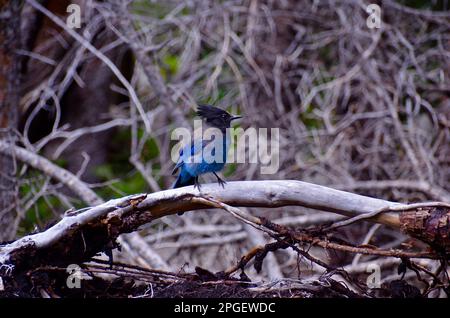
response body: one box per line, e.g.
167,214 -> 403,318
172,105 -> 241,189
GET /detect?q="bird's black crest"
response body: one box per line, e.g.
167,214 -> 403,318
196,105 -> 231,119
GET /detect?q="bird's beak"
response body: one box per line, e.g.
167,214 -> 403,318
231,116 -> 242,121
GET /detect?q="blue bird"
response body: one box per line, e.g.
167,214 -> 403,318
172,105 -> 241,189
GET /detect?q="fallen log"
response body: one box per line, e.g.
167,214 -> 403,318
0,180 -> 448,277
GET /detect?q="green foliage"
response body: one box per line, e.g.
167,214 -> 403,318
143,136 -> 160,161
130,1 -> 171,18
117,172 -> 147,194
18,180 -> 61,235
93,161 -> 149,198
52,158 -> 68,168
160,53 -> 180,80
106,129 -> 133,175
95,168 -> 148,198
223,162 -> 237,177
19,197 -> 58,234
108,127 -> 160,170
94,164 -> 115,180
163,54 -> 180,75
299,104 -> 323,129
17,159 -> 75,235
93,127 -> 161,196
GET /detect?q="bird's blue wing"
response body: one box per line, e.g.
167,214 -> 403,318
171,161 -> 183,175
172,140 -> 205,175
172,138 -> 224,175
171,145 -> 186,175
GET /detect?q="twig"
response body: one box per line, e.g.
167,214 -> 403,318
25,0 -> 152,133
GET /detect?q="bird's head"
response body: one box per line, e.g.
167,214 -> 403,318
196,105 -> 241,129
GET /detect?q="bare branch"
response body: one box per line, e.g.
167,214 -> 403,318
1,178 -> 447,270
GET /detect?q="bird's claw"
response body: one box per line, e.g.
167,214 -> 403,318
213,172 -> 227,188
217,178 -> 226,188
194,177 -> 202,191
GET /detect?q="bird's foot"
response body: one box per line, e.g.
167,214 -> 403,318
213,172 -> 227,188
193,177 -> 202,191
217,178 -> 226,188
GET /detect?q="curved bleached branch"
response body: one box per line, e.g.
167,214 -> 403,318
1,179 -> 448,270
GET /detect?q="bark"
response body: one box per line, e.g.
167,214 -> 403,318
0,0 -> 21,241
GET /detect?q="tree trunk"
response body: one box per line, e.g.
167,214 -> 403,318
0,0 -> 21,241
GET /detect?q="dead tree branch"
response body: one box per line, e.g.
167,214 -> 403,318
0,140 -> 169,270
0,162 -> 448,275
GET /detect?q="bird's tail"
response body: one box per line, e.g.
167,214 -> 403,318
172,172 -> 196,188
